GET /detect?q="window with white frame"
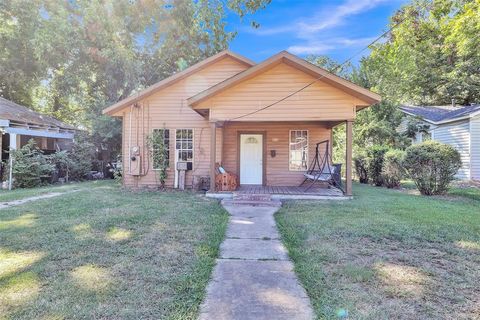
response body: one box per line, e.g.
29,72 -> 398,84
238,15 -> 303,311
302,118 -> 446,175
175,129 -> 194,167
152,129 -> 170,169
289,130 -> 308,171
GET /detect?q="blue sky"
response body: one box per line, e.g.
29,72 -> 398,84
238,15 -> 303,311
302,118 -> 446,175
226,0 -> 409,64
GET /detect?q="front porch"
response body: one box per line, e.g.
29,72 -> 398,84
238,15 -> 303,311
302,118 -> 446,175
207,184 -> 349,200
208,121 -> 354,197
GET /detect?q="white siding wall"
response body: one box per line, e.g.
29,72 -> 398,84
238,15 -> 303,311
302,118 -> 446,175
432,120 -> 470,180
470,115 -> 480,180
397,116 -> 434,144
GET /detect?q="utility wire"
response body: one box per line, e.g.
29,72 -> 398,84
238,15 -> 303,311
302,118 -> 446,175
227,8 -> 417,121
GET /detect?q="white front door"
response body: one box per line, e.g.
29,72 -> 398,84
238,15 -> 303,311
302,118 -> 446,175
240,134 -> 263,185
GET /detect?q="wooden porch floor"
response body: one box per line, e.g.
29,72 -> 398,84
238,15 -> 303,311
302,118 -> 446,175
234,184 -> 344,197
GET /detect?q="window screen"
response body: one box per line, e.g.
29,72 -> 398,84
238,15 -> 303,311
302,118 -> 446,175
289,130 -> 308,171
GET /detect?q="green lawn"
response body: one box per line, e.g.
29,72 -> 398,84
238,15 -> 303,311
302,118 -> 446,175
276,183 -> 480,320
0,181 -> 228,319
400,180 -> 480,201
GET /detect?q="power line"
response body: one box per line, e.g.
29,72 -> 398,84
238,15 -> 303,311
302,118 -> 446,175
227,7 -> 417,121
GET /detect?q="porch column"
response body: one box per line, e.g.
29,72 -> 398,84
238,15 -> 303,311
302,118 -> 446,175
8,133 -> 18,190
210,122 -> 216,192
345,120 -> 353,196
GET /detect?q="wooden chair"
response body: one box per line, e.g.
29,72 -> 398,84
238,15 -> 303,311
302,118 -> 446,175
215,163 -> 238,191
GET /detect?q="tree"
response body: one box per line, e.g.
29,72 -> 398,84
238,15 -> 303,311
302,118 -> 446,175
305,55 -> 353,79
0,0 -> 271,158
363,0 -> 480,105
307,55 -> 407,164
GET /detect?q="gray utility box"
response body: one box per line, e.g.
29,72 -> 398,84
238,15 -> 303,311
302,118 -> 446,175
176,161 -> 188,190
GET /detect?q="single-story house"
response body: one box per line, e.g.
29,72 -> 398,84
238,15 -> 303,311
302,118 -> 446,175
399,104 -> 480,181
0,96 -> 77,162
103,50 -> 381,197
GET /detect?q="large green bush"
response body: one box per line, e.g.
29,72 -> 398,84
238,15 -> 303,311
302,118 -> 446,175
12,140 -> 54,188
353,152 -> 369,184
382,149 -> 405,188
8,135 -> 95,189
366,145 -> 389,186
403,141 -> 461,195
48,151 -> 72,181
67,135 -> 95,180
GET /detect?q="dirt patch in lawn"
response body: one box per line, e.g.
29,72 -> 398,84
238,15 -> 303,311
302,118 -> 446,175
315,236 -> 479,319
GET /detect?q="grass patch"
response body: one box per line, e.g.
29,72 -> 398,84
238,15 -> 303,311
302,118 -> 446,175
276,183 -> 480,319
0,181 -> 228,319
401,179 -> 480,201
448,185 -> 480,201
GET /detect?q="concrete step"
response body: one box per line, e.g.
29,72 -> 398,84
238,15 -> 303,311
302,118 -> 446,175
221,199 -> 282,207
232,193 -> 272,202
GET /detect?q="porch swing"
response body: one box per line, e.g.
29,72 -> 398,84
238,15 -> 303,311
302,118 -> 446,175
300,140 -> 343,192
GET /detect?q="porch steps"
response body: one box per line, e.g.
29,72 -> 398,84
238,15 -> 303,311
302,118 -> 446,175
233,193 -> 273,202
221,192 -> 282,207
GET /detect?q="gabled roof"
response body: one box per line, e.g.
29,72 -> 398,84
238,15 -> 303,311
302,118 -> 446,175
188,51 -> 381,108
0,97 -> 76,130
102,50 -> 255,115
400,104 -> 480,124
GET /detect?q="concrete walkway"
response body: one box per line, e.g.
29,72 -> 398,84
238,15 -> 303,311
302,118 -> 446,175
199,203 -> 314,320
0,190 -> 80,210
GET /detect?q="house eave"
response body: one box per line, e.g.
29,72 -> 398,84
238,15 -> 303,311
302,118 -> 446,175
102,50 -> 256,116
188,51 -> 381,109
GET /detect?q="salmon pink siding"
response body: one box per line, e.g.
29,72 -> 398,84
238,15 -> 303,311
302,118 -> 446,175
120,56 -> 250,188
106,50 -> 380,192
119,58 -> 344,189
221,122 -> 331,186
196,62 -> 358,122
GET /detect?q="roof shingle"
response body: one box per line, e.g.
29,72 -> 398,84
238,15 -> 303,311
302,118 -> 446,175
0,97 -> 76,130
400,104 -> 480,123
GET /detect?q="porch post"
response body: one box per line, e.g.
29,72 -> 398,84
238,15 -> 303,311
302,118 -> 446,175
210,122 -> 216,192
345,120 -> 353,196
8,133 -> 18,191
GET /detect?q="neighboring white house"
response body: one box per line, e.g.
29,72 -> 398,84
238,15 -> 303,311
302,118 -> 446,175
399,104 -> 480,181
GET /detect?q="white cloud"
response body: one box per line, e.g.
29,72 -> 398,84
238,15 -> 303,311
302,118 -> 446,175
250,0 -> 391,37
287,37 -> 377,55
288,44 -> 335,55
298,0 -> 390,33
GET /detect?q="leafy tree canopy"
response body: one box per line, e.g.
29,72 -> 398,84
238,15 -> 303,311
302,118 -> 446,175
363,0 -> 480,105
0,0 -> 270,155
309,0 -> 480,162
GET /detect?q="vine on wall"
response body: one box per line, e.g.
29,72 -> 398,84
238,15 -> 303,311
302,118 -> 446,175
146,129 -> 169,188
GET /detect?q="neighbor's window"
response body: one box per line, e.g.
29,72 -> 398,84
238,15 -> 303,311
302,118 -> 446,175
289,130 -> 308,171
176,129 -> 194,166
152,129 -> 170,169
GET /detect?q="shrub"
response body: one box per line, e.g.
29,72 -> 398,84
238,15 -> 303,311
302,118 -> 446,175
67,135 -> 95,180
354,153 -> 369,184
146,130 -> 168,188
382,149 -> 405,188
48,151 -> 72,182
403,141 -> 461,195
366,145 -> 389,186
12,140 -> 54,188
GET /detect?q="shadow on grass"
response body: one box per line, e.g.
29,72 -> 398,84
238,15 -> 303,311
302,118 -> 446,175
0,182 -> 228,319
276,183 -> 480,319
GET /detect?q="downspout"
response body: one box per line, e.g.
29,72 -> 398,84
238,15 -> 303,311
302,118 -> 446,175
128,105 -> 133,174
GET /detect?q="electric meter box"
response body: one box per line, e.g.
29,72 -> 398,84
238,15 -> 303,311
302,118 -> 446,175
176,161 -> 188,171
